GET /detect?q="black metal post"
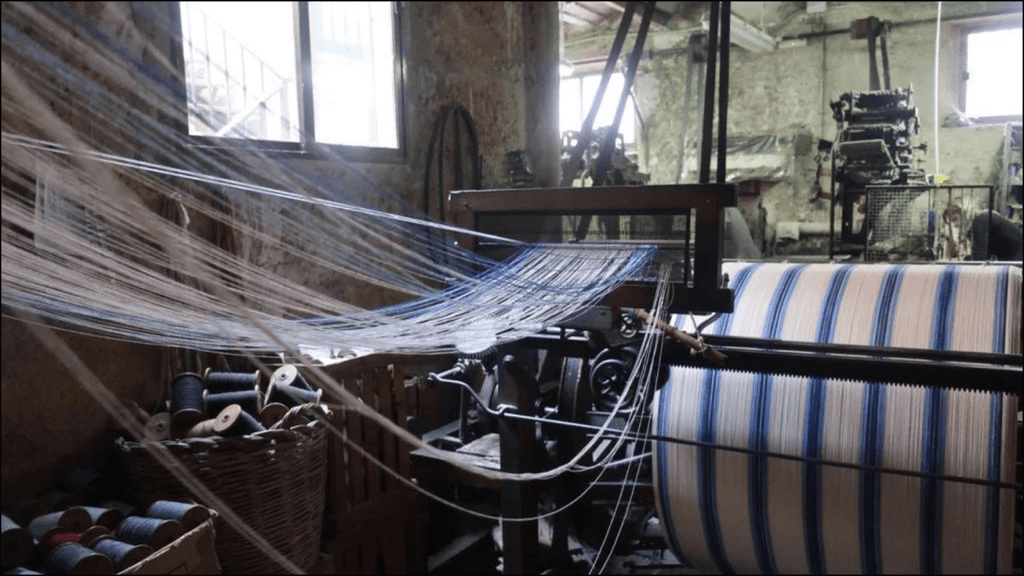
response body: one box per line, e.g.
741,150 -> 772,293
699,2 -> 720,185
716,2 -> 731,184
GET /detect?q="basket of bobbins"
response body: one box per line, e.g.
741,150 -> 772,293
116,365 -> 330,574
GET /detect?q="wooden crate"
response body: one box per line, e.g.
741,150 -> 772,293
318,354 -> 451,573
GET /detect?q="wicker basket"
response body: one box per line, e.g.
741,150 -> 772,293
116,419 -> 328,574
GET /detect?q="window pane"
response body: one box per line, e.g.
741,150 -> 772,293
559,77 -> 582,138
180,2 -> 301,141
310,2 -> 399,148
580,73 -> 636,145
966,27 -> 1023,118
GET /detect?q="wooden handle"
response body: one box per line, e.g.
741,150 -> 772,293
634,309 -> 727,364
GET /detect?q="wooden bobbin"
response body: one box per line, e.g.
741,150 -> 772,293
259,402 -> 289,427
265,380 -> 322,408
145,501 -> 210,531
38,525 -> 109,557
78,507 -> 124,530
44,541 -> 115,574
203,367 -> 263,393
1,514 -> 34,569
203,386 -> 262,417
225,406 -> 267,436
143,413 -> 171,441
271,364 -> 313,391
77,525 -> 111,547
88,536 -> 153,571
27,508 -> 92,541
184,405 -> 241,438
115,517 -> 184,551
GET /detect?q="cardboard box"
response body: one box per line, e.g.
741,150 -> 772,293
119,511 -> 220,574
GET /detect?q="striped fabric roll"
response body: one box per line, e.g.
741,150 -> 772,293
653,263 -> 1020,575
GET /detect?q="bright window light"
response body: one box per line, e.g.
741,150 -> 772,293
560,72 -> 636,146
181,2 -> 300,141
965,27 -> 1023,119
310,2 -> 398,148
180,2 -> 400,149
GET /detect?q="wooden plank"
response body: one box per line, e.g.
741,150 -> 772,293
326,404 -> 350,527
378,365 -> 396,494
360,370 -> 382,503
394,363 -> 411,481
347,375 -> 367,506
448,184 -> 736,214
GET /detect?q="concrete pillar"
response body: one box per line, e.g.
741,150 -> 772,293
522,1 -> 560,188
521,1 -> 562,243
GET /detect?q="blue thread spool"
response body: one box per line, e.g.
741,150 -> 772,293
27,507 -> 92,541
145,501 -> 210,531
170,373 -> 205,430
45,542 -> 115,574
270,364 -> 313,391
2,514 -> 34,569
78,507 -> 124,530
226,405 -> 267,436
88,536 -> 153,571
115,517 -> 184,551
4,567 -> 43,574
204,386 -> 261,416
265,380 -> 322,408
203,368 -> 262,393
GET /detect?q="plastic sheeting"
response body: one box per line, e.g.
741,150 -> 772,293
680,129 -> 813,183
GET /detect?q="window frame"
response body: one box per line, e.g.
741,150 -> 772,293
958,20 -> 1023,125
170,1 -> 407,163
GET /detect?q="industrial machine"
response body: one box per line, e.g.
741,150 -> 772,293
411,5 -> 1021,574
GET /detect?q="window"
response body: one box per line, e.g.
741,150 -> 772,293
177,1 -> 403,157
560,72 -> 637,147
962,25 -> 1022,121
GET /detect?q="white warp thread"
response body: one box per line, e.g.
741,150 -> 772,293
654,262 -> 1020,574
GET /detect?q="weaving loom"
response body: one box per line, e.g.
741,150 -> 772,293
406,180 -> 1023,575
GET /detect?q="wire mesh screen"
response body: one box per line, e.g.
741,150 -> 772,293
864,185 -> 993,262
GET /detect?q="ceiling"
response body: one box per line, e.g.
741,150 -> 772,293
560,1 -> 800,34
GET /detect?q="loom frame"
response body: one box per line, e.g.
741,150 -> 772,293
448,183 -> 738,314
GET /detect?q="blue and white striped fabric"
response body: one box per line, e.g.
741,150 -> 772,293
653,263 -> 1020,575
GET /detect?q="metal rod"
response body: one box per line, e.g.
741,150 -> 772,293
716,1 -> 730,184
517,413 -> 1021,491
698,1 -> 719,184
698,335 -> 1024,366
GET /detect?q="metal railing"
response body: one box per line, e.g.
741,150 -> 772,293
180,2 -> 298,141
